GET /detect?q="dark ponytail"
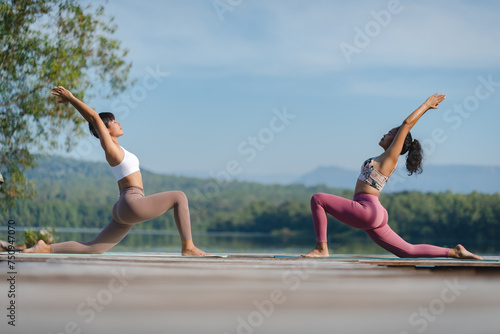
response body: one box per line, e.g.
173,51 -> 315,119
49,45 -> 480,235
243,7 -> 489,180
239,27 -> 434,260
400,131 -> 423,176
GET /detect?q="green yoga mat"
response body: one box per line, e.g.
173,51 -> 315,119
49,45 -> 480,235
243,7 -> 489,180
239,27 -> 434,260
275,255 -> 395,260
273,255 -> 499,261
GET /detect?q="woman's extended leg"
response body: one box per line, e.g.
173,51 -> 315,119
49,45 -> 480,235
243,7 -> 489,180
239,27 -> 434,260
23,219 -> 133,254
366,224 -> 482,259
365,224 -> 449,258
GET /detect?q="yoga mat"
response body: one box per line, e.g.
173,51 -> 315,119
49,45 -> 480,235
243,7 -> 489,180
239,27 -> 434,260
273,255 -> 499,261
105,252 -> 228,258
275,255 -> 400,260
0,252 -> 228,258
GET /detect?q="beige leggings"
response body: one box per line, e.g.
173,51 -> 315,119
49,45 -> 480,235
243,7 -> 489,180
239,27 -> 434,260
50,187 -> 192,254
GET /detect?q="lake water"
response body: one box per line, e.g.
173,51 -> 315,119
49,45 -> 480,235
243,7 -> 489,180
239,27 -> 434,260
1,227 -> 497,255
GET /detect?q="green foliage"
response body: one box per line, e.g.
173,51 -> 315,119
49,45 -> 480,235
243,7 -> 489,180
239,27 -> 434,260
24,226 -> 57,248
0,0 -> 133,209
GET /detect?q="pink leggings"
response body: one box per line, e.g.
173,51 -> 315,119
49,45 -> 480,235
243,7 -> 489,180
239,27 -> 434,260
51,187 -> 192,254
310,193 -> 449,258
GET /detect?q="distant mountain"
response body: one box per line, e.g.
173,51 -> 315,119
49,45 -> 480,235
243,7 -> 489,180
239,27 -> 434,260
170,170 -> 299,185
296,166 -> 358,189
296,165 -> 500,194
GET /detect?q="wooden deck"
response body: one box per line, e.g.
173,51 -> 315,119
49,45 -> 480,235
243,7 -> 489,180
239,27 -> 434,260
1,252 -> 499,333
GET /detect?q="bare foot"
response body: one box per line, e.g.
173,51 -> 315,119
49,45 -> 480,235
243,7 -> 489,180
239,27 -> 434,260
449,244 -> 482,260
22,240 -> 51,253
301,249 -> 329,257
181,239 -> 210,256
182,246 -> 209,256
0,240 -> 26,252
301,242 -> 330,257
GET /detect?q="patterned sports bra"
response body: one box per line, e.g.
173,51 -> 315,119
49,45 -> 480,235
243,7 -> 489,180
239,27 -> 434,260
358,157 -> 396,191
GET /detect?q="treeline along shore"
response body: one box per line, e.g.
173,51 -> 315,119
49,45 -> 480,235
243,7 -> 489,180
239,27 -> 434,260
4,156 -> 500,248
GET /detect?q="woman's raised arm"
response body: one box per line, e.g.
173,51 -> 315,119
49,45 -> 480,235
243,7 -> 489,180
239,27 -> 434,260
51,86 -> 122,164
403,93 -> 445,128
382,93 -> 446,164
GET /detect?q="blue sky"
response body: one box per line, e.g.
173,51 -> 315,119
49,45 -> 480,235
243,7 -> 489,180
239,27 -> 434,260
63,0 -> 500,180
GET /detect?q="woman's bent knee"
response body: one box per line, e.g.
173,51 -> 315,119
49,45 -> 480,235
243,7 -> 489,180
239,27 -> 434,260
174,190 -> 188,204
311,193 -> 326,205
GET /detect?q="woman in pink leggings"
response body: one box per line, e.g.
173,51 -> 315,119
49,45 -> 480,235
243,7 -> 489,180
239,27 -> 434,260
24,86 -> 207,256
302,93 -> 481,259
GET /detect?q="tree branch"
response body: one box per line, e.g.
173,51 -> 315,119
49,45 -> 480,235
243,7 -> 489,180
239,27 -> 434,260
0,47 -> 12,86
0,79 -> 51,107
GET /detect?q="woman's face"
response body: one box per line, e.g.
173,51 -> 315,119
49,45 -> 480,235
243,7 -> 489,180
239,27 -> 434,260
107,119 -> 124,138
379,127 -> 398,150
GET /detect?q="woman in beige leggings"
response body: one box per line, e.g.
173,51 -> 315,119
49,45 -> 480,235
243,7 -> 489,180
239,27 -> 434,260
24,86 -> 207,256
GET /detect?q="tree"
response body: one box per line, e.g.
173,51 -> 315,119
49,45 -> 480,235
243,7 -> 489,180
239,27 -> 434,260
0,0 -> 133,209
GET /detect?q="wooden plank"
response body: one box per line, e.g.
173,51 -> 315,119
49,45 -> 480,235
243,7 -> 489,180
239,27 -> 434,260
2,252 -> 499,267
273,255 -> 500,268
358,259 -> 500,268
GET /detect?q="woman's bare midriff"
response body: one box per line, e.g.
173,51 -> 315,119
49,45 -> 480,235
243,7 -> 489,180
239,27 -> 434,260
117,171 -> 143,191
354,179 -> 381,197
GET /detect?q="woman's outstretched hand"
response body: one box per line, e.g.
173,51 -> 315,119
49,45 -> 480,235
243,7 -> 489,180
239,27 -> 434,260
51,86 -> 74,104
424,93 -> 446,109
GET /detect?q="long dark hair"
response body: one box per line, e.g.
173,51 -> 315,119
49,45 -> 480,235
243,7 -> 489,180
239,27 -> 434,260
400,130 -> 423,176
89,112 -> 115,138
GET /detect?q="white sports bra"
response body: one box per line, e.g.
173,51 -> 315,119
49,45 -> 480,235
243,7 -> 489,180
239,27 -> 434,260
110,146 -> 140,181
